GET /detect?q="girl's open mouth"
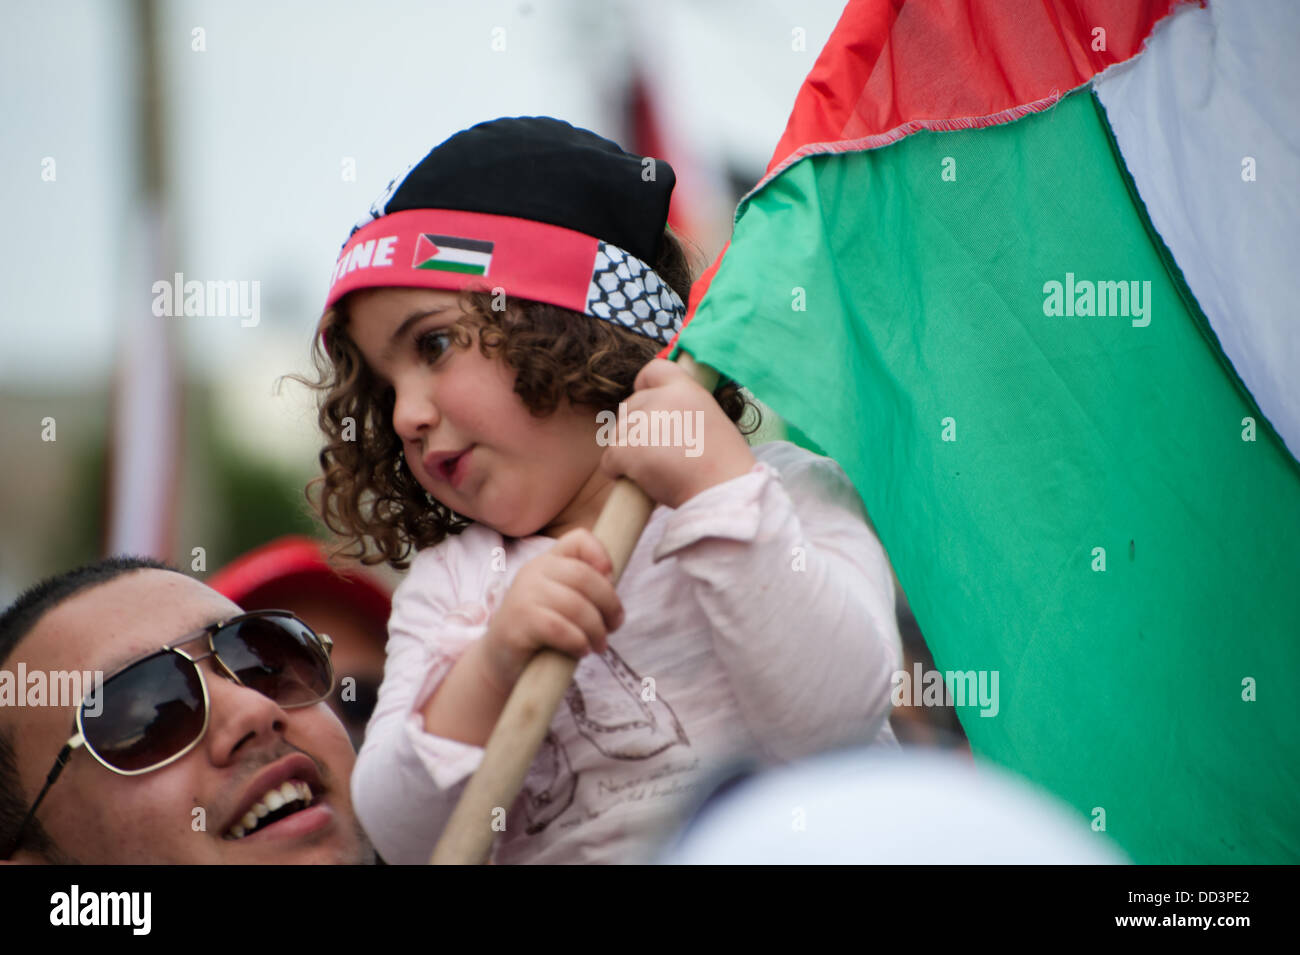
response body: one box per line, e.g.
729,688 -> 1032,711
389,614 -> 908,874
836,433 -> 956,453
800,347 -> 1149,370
439,447 -> 473,488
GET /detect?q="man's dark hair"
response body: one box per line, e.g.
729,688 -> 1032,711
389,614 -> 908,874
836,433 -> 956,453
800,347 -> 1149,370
0,555 -> 177,859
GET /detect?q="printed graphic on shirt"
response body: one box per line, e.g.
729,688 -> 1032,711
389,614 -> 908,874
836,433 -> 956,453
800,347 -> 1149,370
518,644 -> 690,835
519,731 -> 578,834
566,646 -> 688,759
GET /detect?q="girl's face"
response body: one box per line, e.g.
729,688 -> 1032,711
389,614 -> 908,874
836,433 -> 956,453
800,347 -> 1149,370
345,286 -> 614,539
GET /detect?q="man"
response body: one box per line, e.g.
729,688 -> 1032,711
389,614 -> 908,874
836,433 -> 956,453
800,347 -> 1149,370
0,556 -> 373,864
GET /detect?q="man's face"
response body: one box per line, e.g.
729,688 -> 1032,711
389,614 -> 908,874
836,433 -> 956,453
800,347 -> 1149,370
2,569 -> 373,864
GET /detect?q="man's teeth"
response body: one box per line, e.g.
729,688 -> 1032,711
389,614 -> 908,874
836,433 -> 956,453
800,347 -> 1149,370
226,780 -> 314,840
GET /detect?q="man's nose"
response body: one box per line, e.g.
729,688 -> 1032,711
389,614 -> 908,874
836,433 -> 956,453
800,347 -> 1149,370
201,661 -> 291,764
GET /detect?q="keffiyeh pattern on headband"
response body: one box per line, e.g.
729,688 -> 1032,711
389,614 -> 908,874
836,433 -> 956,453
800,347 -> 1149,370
586,242 -> 685,346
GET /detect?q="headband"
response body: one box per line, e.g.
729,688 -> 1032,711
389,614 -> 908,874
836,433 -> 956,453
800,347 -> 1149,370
325,208 -> 686,346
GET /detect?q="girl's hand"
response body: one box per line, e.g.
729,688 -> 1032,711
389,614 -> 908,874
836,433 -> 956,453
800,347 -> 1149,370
480,529 -> 625,694
598,358 -> 757,510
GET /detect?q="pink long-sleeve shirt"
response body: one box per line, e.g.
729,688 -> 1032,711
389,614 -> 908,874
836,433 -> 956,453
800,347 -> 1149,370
352,439 -> 902,864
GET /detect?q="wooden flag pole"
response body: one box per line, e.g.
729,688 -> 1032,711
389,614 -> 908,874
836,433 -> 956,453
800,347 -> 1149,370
429,350 -> 719,864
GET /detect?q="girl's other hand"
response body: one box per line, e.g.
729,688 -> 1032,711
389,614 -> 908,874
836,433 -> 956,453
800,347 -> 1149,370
599,358 -> 757,510
481,529 -> 625,694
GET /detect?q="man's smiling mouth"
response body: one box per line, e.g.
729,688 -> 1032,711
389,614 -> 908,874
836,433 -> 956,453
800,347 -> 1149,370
224,780 -> 316,840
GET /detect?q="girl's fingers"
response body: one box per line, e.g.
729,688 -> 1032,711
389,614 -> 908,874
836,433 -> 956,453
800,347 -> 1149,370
537,606 -> 600,659
551,528 -> 614,579
542,576 -> 616,654
546,558 -> 624,635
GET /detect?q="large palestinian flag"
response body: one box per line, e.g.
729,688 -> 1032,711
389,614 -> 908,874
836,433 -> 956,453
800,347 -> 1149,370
664,0 -> 1300,863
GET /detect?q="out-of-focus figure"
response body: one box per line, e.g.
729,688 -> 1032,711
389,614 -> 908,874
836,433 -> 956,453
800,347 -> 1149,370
658,747 -> 1127,864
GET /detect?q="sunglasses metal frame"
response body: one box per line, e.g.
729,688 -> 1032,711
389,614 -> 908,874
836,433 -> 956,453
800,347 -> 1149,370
1,609 -> 334,859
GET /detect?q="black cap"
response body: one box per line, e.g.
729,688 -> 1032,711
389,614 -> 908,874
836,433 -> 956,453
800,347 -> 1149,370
380,116 -> 676,264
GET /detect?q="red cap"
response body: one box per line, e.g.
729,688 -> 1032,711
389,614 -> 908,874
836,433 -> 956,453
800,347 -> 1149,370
207,536 -> 392,632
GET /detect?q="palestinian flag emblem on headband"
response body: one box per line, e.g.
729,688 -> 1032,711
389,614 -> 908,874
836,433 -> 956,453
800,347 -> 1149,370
412,233 -> 494,275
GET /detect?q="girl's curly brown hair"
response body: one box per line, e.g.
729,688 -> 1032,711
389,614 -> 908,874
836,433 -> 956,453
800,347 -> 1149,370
302,227 -> 763,569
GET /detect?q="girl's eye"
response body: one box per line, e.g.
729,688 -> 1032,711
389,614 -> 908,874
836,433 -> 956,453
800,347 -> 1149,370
416,329 -> 452,363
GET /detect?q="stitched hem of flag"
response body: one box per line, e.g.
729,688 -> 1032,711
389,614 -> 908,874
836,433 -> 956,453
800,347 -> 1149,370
731,0 -> 1196,228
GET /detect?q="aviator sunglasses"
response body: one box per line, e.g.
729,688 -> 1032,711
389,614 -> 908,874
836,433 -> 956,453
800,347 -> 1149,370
1,610 -> 334,859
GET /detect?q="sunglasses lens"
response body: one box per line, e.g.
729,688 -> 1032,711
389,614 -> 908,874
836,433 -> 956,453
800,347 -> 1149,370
214,615 -> 332,706
82,653 -> 205,772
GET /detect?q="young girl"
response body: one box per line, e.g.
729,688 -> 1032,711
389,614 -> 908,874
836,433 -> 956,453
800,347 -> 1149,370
307,117 -> 901,864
